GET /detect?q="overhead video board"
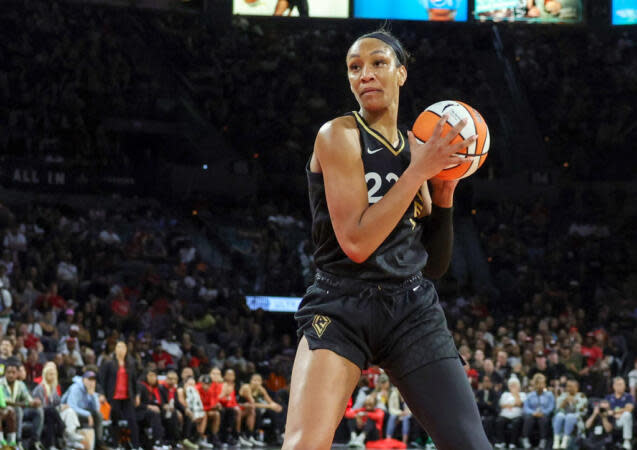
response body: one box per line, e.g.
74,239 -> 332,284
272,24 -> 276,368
354,0 -> 469,22
233,0 -> 349,18
474,0 -> 582,23
613,0 -> 637,24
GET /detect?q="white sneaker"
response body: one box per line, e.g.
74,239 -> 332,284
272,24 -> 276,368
539,439 -> 547,448
248,436 -> 265,447
560,435 -> 570,449
553,434 -> 561,449
494,443 -> 505,449
509,444 -> 516,449
347,435 -> 364,448
238,435 -> 254,447
198,439 -> 213,449
623,440 -> 632,450
521,437 -> 532,449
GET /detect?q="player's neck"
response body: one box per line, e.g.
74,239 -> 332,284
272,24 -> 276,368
360,104 -> 400,146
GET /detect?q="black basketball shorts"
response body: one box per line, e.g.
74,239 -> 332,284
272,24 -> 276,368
295,269 -> 460,380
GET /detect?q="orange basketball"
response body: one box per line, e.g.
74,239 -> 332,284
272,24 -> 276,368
244,0 -> 258,4
412,100 -> 490,180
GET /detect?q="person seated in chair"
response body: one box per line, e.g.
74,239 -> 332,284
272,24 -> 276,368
552,379 -> 587,449
0,359 -> 43,449
605,377 -> 633,450
345,395 -> 384,448
521,373 -> 555,449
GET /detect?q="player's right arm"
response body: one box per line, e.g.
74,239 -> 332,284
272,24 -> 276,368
312,115 -> 472,263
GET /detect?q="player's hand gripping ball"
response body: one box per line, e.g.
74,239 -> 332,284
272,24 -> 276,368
412,100 -> 490,180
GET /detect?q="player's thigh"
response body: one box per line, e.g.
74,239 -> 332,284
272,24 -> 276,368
389,357 -> 492,450
282,336 -> 360,450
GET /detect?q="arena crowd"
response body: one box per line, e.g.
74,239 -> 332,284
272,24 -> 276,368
0,0 -> 635,449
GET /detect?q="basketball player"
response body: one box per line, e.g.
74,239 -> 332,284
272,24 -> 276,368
273,0 -> 308,17
282,30 -> 492,450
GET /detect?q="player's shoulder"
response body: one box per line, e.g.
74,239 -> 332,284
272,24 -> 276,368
315,115 -> 360,159
317,115 -> 357,139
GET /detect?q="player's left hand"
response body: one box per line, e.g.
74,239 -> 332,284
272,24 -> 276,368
429,178 -> 459,208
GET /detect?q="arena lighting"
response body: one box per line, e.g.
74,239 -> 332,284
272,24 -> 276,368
245,295 -> 302,312
202,164 -> 208,170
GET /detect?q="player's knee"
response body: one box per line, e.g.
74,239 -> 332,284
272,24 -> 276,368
282,428 -> 332,450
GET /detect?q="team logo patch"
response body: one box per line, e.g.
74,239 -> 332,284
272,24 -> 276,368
312,315 -> 331,338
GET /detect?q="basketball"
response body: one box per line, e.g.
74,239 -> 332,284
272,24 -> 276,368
412,100 -> 490,180
244,0 -> 258,4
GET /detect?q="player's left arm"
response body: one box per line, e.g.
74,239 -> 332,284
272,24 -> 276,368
420,179 -> 458,279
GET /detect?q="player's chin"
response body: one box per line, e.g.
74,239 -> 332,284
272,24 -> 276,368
360,98 -> 388,113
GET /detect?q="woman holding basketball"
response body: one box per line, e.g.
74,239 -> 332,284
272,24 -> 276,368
282,30 -> 492,450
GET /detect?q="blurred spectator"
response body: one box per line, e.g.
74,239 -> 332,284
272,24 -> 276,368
136,368 -> 167,448
244,372 -> 283,445
1,359 -> 43,449
195,374 -> 221,448
476,375 -> 499,443
63,371 -> 103,449
345,395 -> 384,448
386,387 -> 411,445
181,376 -> 211,449
495,376 -> 526,449
0,383 -> 18,447
552,378 -> 587,449
627,359 -> 637,400
99,341 -> 139,449
521,373 -> 555,449
219,369 -> 251,447
605,377 -> 634,450
32,361 -> 82,449
579,399 -> 615,450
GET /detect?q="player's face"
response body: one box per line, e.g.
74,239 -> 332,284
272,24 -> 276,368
347,38 -> 406,113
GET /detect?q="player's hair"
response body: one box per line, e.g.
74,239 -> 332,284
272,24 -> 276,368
353,29 -> 410,68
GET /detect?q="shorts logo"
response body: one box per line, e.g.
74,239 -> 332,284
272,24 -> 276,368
312,315 -> 331,338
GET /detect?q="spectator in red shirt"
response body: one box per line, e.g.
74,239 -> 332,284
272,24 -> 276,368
24,349 -> 42,386
219,369 -> 256,447
159,370 -> 187,447
137,369 -> 167,448
196,374 -> 222,447
35,282 -> 66,312
580,333 -> 604,368
345,395 -> 384,448
151,344 -> 174,371
98,341 -> 140,448
465,360 -> 480,390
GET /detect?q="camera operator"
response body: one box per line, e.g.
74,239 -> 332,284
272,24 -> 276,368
578,400 -> 614,450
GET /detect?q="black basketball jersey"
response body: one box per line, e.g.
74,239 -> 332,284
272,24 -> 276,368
307,111 -> 429,282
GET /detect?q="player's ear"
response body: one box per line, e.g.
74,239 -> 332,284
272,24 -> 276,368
398,65 -> 407,87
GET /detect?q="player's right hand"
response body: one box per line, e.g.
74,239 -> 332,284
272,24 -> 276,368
407,115 -> 477,182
